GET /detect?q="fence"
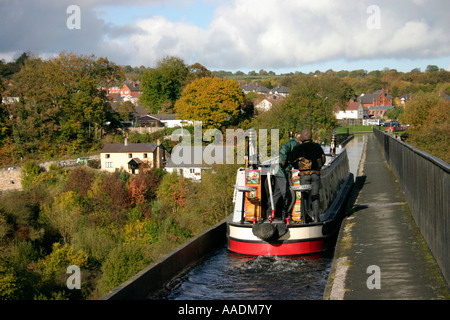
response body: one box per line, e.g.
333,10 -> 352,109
373,128 -> 449,286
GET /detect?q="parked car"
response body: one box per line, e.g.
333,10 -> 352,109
7,166 -> 20,170
76,157 -> 92,165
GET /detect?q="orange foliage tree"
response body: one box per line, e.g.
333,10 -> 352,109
174,77 -> 244,129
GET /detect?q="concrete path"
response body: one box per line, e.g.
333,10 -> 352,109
325,134 -> 449,300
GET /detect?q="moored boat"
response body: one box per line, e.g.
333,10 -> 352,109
227,141 -> 354,256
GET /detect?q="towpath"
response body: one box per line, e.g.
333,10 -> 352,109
324,133 -> 449,300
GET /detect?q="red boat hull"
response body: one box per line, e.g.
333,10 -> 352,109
228,237 -> 324,256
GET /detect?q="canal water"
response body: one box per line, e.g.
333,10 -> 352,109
151,135 -> 367,300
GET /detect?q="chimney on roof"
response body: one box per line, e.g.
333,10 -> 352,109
124,133 -> 129,146
156,139 -> 162,169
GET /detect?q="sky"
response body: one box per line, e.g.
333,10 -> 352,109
0,0 -> 449,74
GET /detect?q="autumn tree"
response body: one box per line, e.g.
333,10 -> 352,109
127,168 -> 163,206
174,77 -> 244,129
65,167 -> 95,198
4,52 -> 123,160
400,93 -> 449,162
156,172 -> 192,213
400,91 -> 441,126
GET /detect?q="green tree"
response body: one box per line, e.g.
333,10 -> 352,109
4,52 -> 123,160
186,62 -> 214,84
181,164 -> 239,232
0,264 -> 20,300
139,56 -> 189,113
117,101 -> 136,121
282,75 -> 342,134
99,243 -> 151,294
385,106 -> 404,121
41,191 -> 82,244
174,77 -> 244,129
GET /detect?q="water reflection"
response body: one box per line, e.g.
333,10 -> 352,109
345,134 -> 366,177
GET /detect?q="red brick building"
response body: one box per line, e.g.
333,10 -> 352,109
358,90 -> 394,118
119,80 -> 142,98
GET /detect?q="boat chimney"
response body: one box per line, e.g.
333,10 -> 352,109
247,129 -> 258,169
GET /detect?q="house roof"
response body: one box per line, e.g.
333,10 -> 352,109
153,114 -> 178,120
100,143 -> 159,153
346,101 -> 361,111
136,114 -> 179,122
335,100 -> 368,112
128,158 -> 143,165
255,85 -> 269,93
270,85 -> 289,94
359,90 -> 393,104
239,83 -> 270,94
137,115 -> 161,122
122,80 -> 141,92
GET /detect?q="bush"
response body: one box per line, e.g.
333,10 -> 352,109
71,226 -> 119,266
21,161 -> 43,190
65,167 -> 94,198
99,243 -> 152,294
0,264 -> 20,300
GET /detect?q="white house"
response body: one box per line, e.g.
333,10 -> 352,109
100,138 -> 167,174
270,85 -> 290,97
254,94 -> 285,113
255,99 -> 273,112
136,114 -> 193,128
335,100 -> 368,120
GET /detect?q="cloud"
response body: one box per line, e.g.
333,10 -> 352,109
115,0 -> 450,69
0,0 -> 449,70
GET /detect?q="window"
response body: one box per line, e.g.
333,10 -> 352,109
143,153 -> 148,158
106,154 -> 110,159
190,168 -> 196,174
128,153 -> 132,158
105,162 -> 113,168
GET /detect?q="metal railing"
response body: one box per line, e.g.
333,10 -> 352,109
373,128 -> 449,286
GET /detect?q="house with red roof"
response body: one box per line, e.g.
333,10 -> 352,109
335,100 -> 368,120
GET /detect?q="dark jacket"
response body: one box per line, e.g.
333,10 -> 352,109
276,138 -> 300,177
292,140 -> 325,175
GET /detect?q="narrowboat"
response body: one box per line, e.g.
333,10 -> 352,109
227,141 -> 354,256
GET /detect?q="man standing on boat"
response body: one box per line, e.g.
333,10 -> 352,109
293,129 -> 326,222
268,132 -> 302,225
